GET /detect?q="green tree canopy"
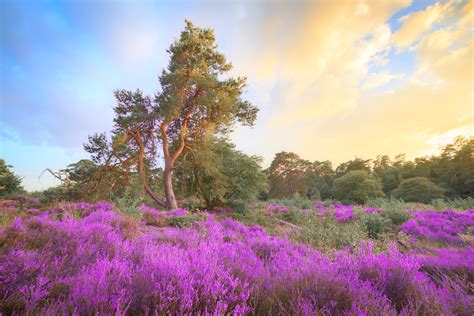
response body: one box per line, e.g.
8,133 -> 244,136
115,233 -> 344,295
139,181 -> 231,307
180,137 -> 267,210
335,158 -> 372,178
82,20 -> 259,209
0,159 -> 23,199
268,152 -> 311,198
332,170 -> 385,204
392,177 -> 445,203
156,20 -> 258,209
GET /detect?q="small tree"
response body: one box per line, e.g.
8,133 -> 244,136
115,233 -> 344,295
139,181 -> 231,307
0,159 -> 23,199
332,170 -> 384,204
177,137 -> 267,210
392,177 -> 445,203
155,21 -> 258,208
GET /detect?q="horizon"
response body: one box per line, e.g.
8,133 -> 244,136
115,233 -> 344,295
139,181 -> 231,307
1,0 -> 473,191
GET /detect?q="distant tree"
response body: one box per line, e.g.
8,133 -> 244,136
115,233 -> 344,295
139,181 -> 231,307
413,157 -> 432,178
430,137 -> 474,198
0,159 -> 23,198
335,158 -> 372,178
155,21 -> 258,209
392,177 -> 445,203
304,160 -> 335,199
268,152 -> 311,198
373,155 -> 403,195
332,170 -> 384,204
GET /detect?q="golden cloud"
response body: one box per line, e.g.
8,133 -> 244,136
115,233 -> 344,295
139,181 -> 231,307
231,0 -> 472,165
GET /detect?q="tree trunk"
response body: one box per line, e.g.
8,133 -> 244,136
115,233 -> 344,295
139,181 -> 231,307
136,134 -> 167,208
163,164 -> 178,209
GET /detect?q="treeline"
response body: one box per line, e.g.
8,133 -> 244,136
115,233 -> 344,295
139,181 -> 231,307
17,135 -> 472,209
267,136 -> 473,204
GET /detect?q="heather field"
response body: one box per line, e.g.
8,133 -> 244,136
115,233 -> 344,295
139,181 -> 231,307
2,1 -> 474,315
1,198 -> 473,315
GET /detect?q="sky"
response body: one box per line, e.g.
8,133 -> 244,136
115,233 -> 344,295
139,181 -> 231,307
0,0 -> 473,191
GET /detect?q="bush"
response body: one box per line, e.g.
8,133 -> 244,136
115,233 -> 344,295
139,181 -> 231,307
359,213 -> 391,239
332,170 -> 385,204
295,214 -> 367,251
430,197 -> 474,210
268,196 -> 313,210
392,177 -> 445,203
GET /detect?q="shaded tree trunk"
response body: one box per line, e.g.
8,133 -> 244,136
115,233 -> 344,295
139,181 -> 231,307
135,132 -> 167,208
161,122 -> 182,210
163,165 -> 178,209
160,100 -> 195,209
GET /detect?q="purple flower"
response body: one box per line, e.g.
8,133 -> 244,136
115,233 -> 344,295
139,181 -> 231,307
0,201 -> 471,315
267,203 -> 289,213
364,207 -> 380,213
401,209 -> 474,245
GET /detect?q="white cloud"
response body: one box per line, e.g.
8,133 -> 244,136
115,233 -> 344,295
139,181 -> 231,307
363,71 -> 405,90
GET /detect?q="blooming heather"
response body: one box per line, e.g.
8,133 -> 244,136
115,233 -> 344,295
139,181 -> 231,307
401,209 -> 474,245
333,204 -> 356,223
363,207 -> 380,213
267,203 -> 289,214
0,202 -> 472,315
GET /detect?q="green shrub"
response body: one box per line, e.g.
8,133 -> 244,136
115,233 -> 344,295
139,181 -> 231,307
292,214 -> 367,251
112,195 -> 145,219
168,214 -> 205,228
365,198 -> 417,225
384,209 -> 410,226
359,213 -> 391,239
430,197 -> 474,210
392,177 -> 445,204
268,195 -> 313,210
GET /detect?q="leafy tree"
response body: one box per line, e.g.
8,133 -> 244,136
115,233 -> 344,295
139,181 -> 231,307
155,21 -> 258,209
176,137 -> 267,210
0,159 -> 23,198
83,133 -> 147,202
268,152 -> 311,198
373,155 -> 403,195
332,170 -> 385,204
304,160 -> 334,199
430,137 -> 474,198
111,90 -> 164,205
335,158 -> 372,178
392,177 -> 445,203
81,21 -> 258,209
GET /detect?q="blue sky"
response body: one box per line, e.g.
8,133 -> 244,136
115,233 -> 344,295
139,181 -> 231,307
1,0 -> 472,191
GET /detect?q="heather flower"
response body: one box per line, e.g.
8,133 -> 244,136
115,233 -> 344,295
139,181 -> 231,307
421,248 -> 474,284
401,209 -> 474,245
267,203 -> 289,213
26,208 -> 40,215
333,205 -> 356,223
27,198 -> 40,206
0,202 -> 472,315
167,208 -> 188,217
364,207 -> 380,213
312,201 -> 328,211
